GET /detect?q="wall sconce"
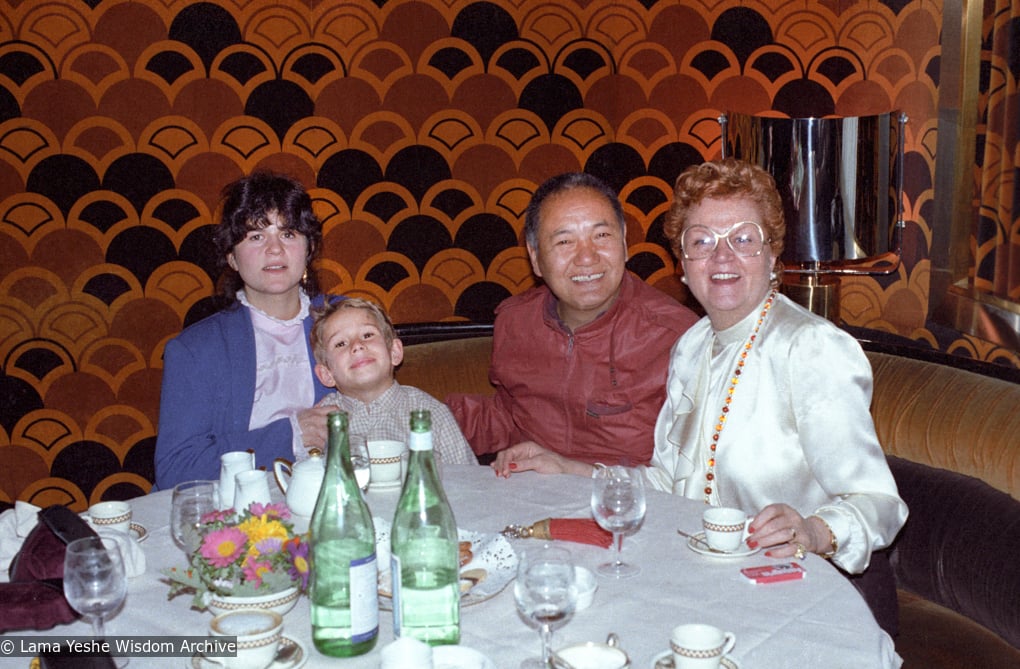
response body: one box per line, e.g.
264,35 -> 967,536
720,112 -> 907,322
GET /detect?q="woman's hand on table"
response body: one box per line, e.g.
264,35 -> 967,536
491,441 -> 594,478
748,503 -> 831,558
296,405 -> 336,451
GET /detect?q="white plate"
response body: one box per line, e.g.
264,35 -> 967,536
374,517 -> 518,608
651,650 -> 741,669
130,522 -> 148,543
191,635 -> 306,668
434,645 -> 496,669
686,531 -> 760,558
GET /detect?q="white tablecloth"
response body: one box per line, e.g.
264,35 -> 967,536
3,465 -> 901,668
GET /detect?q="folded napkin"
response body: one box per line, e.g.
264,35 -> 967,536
94,528 -> 146,578
511,518 -> 613,548
0,501 -> 41,572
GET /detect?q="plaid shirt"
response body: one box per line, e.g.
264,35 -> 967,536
318,382 -> 476,465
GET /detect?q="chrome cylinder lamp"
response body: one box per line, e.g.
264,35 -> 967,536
720,112 -> 907,322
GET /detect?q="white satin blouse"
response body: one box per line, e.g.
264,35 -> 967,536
648,292 -> 908,573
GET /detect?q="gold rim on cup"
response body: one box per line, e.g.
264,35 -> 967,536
670,640 -> 725,659
92,513 -> 131,525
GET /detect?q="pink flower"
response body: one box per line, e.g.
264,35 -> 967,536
199,509 -> 233,524
249,502 -> 290,520
199,527 -> 247,567
242,557 -> 273,587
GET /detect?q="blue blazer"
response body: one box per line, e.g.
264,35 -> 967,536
154,302 -> 333,490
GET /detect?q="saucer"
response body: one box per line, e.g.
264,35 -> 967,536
130,522 -> 148,543
651,650 -> 741,669
190,635 -> 305,668
686,531 -> 760,558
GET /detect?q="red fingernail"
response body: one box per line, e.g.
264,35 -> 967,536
747,526 -> 755,534
764,551 -> 773,557
509,462 -> 517,469
747,540 -> 758,548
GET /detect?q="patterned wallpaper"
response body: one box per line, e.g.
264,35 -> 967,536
0,0 -> 1011,508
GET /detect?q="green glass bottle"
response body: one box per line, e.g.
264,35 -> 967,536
308,411 -> 379,656
390,409 -> 460,645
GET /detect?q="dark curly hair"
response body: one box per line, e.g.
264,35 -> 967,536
214,171 -> 323,303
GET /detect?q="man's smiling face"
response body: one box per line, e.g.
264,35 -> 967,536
527,187 -> 627,331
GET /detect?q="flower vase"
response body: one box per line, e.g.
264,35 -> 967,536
206,586 -> 300,617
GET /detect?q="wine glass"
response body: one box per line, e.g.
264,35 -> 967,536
171,479 -> 217,553
514,544 -> 577,669
349,434 -> 371,492
63,537 -> 128,664
591,465 -> 646,578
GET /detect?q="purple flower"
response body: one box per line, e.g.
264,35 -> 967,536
287,539 -> 310,590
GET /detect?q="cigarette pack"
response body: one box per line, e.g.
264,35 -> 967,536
740,562 -> 806,584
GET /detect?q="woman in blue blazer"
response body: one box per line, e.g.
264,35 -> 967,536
154,172 -> 339,490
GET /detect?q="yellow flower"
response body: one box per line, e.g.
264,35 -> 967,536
237,514 -> 290,557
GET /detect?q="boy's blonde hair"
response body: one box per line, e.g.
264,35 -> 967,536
310,297 -> 397,364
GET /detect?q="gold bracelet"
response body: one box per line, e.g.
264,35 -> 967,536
815,517 -> 838,559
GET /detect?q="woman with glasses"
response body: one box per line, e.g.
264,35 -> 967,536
648,158 -> 907,636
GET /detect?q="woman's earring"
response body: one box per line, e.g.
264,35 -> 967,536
680,275 -> 688,285
302,269 -> 308,284
770,270 -> 779,282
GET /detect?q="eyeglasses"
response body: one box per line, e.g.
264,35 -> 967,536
680,221 -> 768,260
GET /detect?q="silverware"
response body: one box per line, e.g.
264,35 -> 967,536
676,528 -> 726,554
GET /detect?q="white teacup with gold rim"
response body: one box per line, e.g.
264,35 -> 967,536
207,608 -> 282,669
669,623 -> 736,669
87,501 -> 132,535
701,507 -> 750,553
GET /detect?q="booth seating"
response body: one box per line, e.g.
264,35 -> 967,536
395,325 -> 1020,668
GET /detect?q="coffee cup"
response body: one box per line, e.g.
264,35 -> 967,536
668,623 -> 736,669
208,608 -> 283,669
87,501 -> 132,534
702,507 -> 750,553
557,641 -> 630,668
219,451 -> 255,509
367,439 -> 407,488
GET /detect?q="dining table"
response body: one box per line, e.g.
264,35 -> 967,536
2,464 -> 902,668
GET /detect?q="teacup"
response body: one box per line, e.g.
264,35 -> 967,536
208,608 -> 283,669
557,641 -> 630,669
87,501 -> 132,534
669,623 -> 736,669
701,507 -> 750,553
367,439 -> 407,488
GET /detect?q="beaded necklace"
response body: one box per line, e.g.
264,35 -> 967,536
703,289 -> 776,504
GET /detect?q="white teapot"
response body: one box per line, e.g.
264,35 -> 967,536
273,449 -> 325,531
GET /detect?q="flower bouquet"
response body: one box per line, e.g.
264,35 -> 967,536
163,502 -> 309,610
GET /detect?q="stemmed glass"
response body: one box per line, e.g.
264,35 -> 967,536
591,465 -> 646,578
171,479 -> 217,554
514,544 -> 577,669
349,434 -> 371,492
63,537 -> 128,665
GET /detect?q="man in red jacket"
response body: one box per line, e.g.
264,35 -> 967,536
447,173 -> 699,477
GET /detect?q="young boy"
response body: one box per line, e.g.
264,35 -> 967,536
310,298 -> 476,465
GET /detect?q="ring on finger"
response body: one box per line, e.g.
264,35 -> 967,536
794,543 -> 806,560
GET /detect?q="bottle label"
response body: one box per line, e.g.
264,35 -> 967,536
350,552 -> 379,641
408,431 -> 432,452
